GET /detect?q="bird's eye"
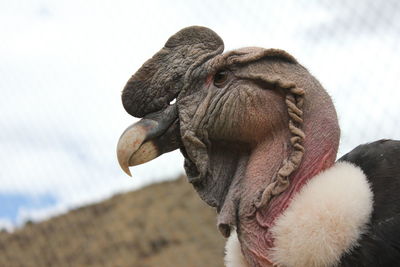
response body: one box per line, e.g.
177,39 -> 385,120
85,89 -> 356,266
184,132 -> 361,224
213,70 -> 229,87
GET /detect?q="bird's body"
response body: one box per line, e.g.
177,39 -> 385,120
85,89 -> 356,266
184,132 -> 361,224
338,140 -> 400,266
225,139 -> 400,267
116,26 -> 400,266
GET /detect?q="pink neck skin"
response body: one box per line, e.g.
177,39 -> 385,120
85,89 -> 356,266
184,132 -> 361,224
238,123 -> 338,267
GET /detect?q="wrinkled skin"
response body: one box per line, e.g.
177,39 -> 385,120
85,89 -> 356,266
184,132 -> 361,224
117,26 -> 340,266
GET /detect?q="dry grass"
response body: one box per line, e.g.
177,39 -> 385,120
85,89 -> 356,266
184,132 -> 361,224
0,176 -> 225,267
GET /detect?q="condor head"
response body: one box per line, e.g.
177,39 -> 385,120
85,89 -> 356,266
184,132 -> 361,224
117,26 -> 340,266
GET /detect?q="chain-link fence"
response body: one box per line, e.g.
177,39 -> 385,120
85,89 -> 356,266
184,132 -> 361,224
0,0 -> 399,265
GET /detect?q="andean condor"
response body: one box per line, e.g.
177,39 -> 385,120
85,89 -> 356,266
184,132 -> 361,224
116,26 -> 400,267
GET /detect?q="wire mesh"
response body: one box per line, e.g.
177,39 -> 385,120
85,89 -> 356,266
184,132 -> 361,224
0,0 -> 399,266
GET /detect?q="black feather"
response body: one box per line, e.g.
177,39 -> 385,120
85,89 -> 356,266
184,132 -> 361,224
338,139 -> 400,266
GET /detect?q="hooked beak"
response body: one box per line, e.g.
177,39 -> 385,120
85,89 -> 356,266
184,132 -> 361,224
116,105 -> 180,176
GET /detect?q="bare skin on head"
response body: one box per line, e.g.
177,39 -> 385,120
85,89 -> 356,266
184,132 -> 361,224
117,26 -> 340,266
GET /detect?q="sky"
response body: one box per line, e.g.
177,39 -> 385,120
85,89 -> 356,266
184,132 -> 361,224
0,0 -> 399,230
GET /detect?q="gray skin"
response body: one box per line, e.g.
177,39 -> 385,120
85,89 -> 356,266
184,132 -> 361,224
117,26 -> 340,266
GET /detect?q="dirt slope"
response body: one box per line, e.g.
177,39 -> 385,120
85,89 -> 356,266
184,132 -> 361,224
0,176 -> 225,267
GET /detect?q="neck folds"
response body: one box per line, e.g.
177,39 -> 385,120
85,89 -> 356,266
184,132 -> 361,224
236,133 -> 337,266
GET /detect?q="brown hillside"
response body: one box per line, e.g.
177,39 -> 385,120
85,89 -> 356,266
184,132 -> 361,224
0,176 -> 225,267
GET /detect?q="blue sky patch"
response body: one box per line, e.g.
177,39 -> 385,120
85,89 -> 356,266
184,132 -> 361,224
0,193 -> 57,224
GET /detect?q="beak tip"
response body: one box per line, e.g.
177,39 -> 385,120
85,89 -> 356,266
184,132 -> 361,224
126,172 -> 133,178
117,152 -> 131,177
117,159 -> 132,177
117,150 -> 133,177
